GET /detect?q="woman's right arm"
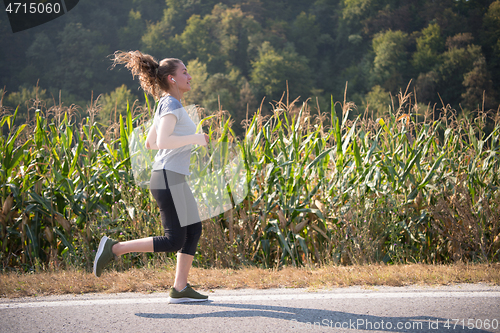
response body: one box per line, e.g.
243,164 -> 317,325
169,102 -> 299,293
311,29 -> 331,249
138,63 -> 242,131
154,114 -> 208,149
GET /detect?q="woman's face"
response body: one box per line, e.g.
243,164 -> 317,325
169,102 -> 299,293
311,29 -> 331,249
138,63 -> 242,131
170,62 -> 192,93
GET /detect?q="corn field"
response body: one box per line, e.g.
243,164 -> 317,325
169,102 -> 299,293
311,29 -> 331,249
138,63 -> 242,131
1,90 -> 499,272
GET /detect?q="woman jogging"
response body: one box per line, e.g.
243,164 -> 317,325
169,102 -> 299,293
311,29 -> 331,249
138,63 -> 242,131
93,50 -> 209,303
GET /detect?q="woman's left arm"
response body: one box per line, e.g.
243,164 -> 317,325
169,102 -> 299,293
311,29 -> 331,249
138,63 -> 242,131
145,124 -> 158,150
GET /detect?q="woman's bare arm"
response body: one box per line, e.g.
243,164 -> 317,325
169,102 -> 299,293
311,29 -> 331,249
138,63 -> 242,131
146,114 -> 208,150
145,123 -> 158,149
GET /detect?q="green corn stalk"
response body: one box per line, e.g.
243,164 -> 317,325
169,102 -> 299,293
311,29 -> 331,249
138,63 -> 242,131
1,89 -> 500,269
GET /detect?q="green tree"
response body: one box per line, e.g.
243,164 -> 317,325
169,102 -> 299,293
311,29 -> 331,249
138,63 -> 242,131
55,23 -> 109,97
141,8 -> 182,58
131,0 -> 167,25
119,10 -> 146,50
289,12 -> 321,60
342,0 -> 374,29
411,23 -> 444,73
23,33 -> 58,88
97,84 -> 136,125
483,1 -> 500,56
370,29 -> 409,92
184,58 -> 210,107
482,1 -> 500,95
250,42 -> 312,103
437,35 -> 482,106
202,71 -> 241,112
185,58 -> 254,134
211,4 -> 261,76
178,14 -> 219,69
139,0 -> 212,59
461,55 -> 497,111
415,70 -> 440,105
362,85 -> 391,117
4,85 -> 50,125
179,4 -> 261,75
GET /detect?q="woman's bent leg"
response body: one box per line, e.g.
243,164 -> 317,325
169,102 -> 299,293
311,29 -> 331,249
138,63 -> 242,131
112,237 -> 154,256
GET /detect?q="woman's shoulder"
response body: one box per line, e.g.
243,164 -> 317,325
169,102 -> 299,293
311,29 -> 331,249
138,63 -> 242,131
158,95 -> 184,117
160,95 -> 182,108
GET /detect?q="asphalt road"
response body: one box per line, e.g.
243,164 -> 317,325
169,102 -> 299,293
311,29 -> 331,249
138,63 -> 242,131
1,284 -> 499,333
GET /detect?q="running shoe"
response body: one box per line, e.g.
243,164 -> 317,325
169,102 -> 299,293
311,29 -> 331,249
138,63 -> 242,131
93,236 -> 118,277
168,283 -> 209,303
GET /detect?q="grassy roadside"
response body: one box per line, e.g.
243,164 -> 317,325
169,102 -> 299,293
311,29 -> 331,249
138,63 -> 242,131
1,263 -> 499,298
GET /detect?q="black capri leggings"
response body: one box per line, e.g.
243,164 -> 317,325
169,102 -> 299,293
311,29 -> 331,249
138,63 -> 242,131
150,169 -> 202,256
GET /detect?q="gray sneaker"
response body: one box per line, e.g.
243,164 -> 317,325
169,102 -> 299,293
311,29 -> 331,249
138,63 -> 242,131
93,236 -> 118,277
168,284 -> 208,303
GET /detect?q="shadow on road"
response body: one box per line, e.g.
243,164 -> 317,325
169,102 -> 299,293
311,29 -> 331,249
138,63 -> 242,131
135,301 -> 493,332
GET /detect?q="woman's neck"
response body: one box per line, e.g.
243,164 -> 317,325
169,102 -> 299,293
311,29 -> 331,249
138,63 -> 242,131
168,89 -> 182,102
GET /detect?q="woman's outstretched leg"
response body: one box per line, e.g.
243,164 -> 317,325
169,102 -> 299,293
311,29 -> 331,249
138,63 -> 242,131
93,236 -> 154,277
112,237 -> 154,256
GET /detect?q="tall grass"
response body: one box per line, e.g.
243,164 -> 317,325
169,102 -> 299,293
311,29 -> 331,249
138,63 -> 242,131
1,88 -> 499,272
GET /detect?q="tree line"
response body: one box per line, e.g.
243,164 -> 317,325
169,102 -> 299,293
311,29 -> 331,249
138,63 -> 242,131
1,0 -> 500,132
